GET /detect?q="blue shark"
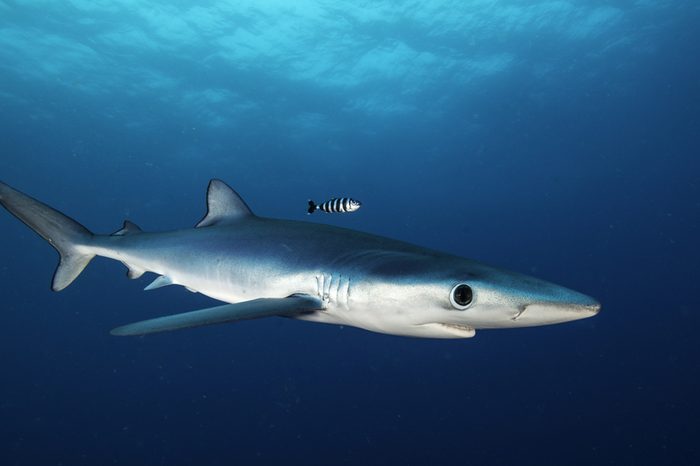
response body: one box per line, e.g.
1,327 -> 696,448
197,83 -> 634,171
0,179 -> 599,338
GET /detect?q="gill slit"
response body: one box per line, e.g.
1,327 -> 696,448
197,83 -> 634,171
315,272 -> 351,310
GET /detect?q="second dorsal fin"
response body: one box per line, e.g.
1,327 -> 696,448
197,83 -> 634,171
112,220 -> 143,236
195,179 -> 253,228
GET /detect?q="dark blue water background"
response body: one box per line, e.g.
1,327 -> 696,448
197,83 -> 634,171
1,1 -> 698,465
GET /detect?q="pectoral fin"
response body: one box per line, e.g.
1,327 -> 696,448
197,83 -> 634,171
110,294 -> 323,336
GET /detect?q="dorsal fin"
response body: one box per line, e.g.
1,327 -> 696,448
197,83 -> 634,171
195,179 -> 253,228
112,220 -> 143,236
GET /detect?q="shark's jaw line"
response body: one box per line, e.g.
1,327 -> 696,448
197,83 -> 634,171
420,323 -> 476,339
0,179 -> 600,339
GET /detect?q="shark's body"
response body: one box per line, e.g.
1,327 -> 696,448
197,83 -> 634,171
0,179 -> 600,338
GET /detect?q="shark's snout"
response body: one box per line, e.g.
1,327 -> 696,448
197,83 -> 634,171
515,292 -> 600,326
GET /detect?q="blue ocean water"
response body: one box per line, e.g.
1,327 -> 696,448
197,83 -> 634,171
0,1 -> 698,464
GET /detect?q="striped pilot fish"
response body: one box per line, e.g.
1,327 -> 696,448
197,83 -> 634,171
308,197 -> 362,214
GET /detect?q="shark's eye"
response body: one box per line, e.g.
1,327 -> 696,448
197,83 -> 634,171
450,284 -> 473,309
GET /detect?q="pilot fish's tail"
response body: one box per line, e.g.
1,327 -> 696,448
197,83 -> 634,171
0,181 -> 95,291
307,200 -> 317,214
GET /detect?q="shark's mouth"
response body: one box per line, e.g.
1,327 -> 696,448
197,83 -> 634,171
439,323 -> 476,337
417,322 -> 476,338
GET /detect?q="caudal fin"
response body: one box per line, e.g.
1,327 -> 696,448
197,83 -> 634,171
307,200 -> 316,214
0,182 -> 95,291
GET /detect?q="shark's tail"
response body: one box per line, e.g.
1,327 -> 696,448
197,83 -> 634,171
0,181 -> 95,291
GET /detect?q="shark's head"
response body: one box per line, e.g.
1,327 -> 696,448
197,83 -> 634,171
443,261 -> 600,329
345,252 -> 600,338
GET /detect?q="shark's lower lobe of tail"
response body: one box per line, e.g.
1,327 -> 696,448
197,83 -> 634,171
0,182 -> 95,291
